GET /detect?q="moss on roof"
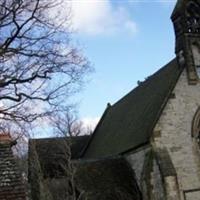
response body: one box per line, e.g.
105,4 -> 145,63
29,136 -> 90,178
84,58 -> 183,159
28,138 -> 142,200
76,157 -> 142,200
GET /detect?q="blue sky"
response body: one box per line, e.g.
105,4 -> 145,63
70,0 -> 177,126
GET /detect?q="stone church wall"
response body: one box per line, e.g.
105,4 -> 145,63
126,146 -> 150,190
153,69 -> 200,200
150,159 -> 165,200
126,147 -> 166,200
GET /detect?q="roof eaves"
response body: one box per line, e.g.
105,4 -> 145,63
120,142 -> 150,156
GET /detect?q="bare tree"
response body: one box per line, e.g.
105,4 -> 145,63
51,107 -> 93,137
0,0 -> 90,136
52,109 -> 81,137
50,108 -> 88,200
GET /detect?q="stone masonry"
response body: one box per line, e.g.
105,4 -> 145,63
153,69 -> 200,200
0,134 -> 26,200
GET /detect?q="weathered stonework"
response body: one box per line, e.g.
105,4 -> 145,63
126,146 -> 150,190
126,147 -> 166,200
150,159 -> 165,200
153,69 -> 200,200
0,135 -> 26,200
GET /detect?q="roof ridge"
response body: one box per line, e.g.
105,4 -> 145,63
112,58 -> 177,109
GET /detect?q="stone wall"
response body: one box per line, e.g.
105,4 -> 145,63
150,159 -> 165,200
126,146 -> 150,190
153,69 -> 200,200
126,147 -> 166,200
0,135 -> 26,200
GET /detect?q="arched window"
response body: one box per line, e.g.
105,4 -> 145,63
192,108 -> 200,145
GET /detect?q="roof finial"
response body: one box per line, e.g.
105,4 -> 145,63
107,102 -> 111,108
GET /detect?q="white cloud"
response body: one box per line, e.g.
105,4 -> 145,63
70,0 -> 137,36
81,117 -> 100,131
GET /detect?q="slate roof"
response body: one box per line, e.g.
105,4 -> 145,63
0,143 -> 26,200
35,157 -> 142,200
29,135 -> 90,178
83,58 -> 183,159
28,136 -> 141,200
28,135 -> 91,200
76,157 -> 142,200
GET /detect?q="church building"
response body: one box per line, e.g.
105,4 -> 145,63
28,0 -> 200,199
82,0 -> 200,199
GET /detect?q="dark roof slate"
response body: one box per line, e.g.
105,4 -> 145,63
84,58 -> 182,159
29,135 -> 90,178
37,157 -> 142,200
28,137 -> 142,200
76,157 -> 142,200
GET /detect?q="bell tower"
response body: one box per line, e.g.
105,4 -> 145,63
171,0 -> 200,84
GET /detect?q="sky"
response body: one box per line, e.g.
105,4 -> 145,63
68,0 -> 177,128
